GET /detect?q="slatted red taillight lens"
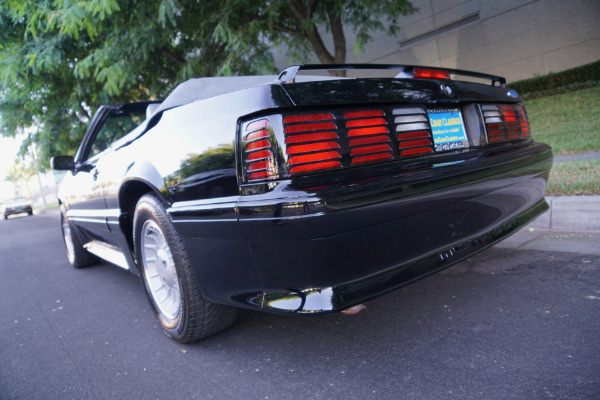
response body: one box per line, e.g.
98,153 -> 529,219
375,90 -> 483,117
482,104 -> 531,143
243,118 -> 277,181
344,110 -> 393,165
283,113 -> 342,175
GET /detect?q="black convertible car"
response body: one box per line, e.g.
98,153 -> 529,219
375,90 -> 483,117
52,64 -> 552,342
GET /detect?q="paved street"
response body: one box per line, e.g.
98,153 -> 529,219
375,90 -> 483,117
1,211 -> 599,399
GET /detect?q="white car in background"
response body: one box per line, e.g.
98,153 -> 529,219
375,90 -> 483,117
0,197 -> 33,219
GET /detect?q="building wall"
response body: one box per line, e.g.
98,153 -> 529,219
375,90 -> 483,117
274,0 -> 600,83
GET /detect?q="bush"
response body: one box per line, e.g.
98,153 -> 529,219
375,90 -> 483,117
508,60 -> 600,99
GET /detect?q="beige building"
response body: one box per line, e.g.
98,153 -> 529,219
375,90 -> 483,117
276,0 -> 600,83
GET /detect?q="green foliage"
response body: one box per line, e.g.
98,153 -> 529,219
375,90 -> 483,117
546,159 -> 600,196
0,0 -> 415,171
508,60 -> 600,99
525,86 -> 600,156
4,159 -> 35,198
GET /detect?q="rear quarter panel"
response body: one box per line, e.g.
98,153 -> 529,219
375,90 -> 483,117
96,84 -> 293,292
101,84 -> 293,206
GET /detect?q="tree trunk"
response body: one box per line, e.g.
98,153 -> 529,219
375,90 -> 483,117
326,2 -> 346,77
287,0 -> 347,77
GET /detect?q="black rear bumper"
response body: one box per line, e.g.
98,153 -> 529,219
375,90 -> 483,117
172,142 -> 552,314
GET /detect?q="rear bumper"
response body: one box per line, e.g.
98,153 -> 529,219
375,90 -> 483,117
172,142 -> 552,314
236,199 -> 547,314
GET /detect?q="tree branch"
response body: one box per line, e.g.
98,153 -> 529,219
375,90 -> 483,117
306,0 -> 316,19
272,22 -> 301,36
287,0 -> 335,65
287,1 -> 307,24
159,47 -> 186,66
254,14 -> 301,36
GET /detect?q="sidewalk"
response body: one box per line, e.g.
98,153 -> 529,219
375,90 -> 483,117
553,151 -> 600,163
496,196 -> 600,255
498,151 -> 600,255
528,196 -> 600,231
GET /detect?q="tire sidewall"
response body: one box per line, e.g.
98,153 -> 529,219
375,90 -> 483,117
133,194 -> 189,339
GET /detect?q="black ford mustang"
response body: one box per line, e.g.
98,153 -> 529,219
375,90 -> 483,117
51,64 -> 552,343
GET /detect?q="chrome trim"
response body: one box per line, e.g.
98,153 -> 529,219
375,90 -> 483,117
66,208 -> 121,218
242,212 -> 325,222
168,196 -> 239,214
84,240 -> 129,270
250,287 -> 335,313
172,219 -> 238,224
68,217 -> 105,224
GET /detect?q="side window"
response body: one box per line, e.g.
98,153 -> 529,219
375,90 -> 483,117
87,110 -> 145,159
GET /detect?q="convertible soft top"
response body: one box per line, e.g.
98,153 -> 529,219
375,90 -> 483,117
152,75 -> 349,115
153,75 -> 277,116
150,72 -> 348,118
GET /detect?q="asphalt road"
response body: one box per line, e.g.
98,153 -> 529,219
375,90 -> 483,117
1,211 -> 599,400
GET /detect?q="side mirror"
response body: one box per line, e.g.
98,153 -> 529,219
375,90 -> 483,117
51,155 -> 75,171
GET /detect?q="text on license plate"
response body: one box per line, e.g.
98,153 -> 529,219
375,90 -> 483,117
427,109 -> 469,152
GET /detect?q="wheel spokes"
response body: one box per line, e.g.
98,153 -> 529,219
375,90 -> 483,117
140,220 -> 181,321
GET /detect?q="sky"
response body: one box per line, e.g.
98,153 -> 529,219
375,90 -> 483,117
0,134 -> 25,200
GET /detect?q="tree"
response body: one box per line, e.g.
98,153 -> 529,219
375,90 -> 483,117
217,0 -> 416,76
4,159 -> 34,197
1,0 -> 272,170
0,0 -> 415,170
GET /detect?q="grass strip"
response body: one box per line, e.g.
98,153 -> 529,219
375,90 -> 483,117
546,159 -> 600,196
526,86 -> 600,156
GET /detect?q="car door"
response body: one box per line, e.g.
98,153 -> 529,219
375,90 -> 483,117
61,106 -> 122,245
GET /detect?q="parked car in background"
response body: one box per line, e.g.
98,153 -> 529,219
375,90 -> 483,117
1,197 -> 33,219
51,64 -> 553,343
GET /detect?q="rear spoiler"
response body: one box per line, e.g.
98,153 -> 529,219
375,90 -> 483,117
277,64 -> 506,87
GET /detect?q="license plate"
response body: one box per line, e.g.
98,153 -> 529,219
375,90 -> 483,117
427,108 -> 469,152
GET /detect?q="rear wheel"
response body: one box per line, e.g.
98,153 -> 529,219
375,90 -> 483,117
60,207 -> 97,269
133,194 -> 237,343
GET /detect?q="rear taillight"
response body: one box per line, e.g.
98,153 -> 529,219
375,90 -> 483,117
283,113 -> 342,175
482,104 -> 531,143
241,102 -> 532,182
344,109 -> 393,165
243,119 -> 277,181
243,107 -> 440,181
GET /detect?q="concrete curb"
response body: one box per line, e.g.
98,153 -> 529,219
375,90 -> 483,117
528,196 -> 600,231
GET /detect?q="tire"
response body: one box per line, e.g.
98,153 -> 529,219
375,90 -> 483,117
60,207 -> 97,269
27,210 -> 33,216
133,194 -> 237,343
